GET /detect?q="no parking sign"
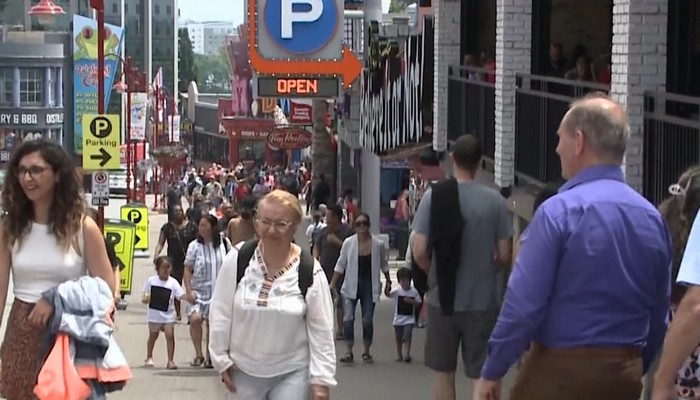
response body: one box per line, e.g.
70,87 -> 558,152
91,171 -> 110,206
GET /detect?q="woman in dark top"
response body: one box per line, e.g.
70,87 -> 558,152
153,204 -> 197,320
330,213 -> 391,364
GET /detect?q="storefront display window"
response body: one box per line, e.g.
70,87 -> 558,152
238,139 -> 266,164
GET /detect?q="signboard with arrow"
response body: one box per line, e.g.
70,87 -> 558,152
82,114 -> 120,170
250,0 -> 362,97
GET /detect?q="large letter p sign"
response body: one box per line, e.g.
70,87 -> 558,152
281,0 -> 323,39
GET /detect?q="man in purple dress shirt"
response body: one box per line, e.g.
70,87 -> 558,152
477,95 -> 672,400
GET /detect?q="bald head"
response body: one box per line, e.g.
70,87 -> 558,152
562,93 -> 630,162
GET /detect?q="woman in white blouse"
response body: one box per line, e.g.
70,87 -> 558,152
330,213 -> 390,364
209,190 -> 336,400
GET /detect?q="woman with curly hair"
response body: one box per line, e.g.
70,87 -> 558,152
0,140 -> 116,399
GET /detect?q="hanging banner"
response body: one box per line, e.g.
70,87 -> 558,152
289,99 -> 313,125
231,76 -> 249,116
129,92 -> 148,141
72,15 -> 124,154
168,115 -> 181,143
260,98 -> 277,114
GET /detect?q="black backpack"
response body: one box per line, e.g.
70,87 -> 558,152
236,239 -> 315,297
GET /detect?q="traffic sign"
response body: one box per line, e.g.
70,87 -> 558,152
120,204 -> 149,250
250,0 -> 361,93
104,219 -> 136,294
264,0 -> 338,55
82,114 -> 120,170
91,171 -> 110,206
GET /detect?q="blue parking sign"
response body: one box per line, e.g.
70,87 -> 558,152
263,0 -> 339,55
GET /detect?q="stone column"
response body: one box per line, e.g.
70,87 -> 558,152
432,0 -> 460,153
610,0 -> 667,192
361,0 -> 382,235
494,0 -> 531,188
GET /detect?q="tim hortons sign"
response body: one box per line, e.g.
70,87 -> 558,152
267,127 -> 312,150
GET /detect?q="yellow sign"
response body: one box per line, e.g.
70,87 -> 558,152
82,114 -> 120,170
120,204 -> 149,250
104,219 -> 136,294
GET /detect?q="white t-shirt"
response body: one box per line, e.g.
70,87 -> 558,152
142,275 -> 186,324
388,286 -> 422,326
678,213 -> 700,286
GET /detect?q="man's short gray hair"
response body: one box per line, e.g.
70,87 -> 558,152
563,93 -> 630,161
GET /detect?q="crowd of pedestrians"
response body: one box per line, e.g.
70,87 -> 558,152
4,91 -> 700,400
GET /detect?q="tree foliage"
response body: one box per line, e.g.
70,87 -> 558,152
194,47 -> 231,93
178,28 -> 198,93
389,0 -> 407,13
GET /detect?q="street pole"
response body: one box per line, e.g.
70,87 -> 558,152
91,0 -> 105,232
152,89 -> 159,211
125,56 -> 132,203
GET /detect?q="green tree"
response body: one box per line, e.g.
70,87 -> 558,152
194,46 -> 231,93
178,28 -> 198,93
389,0 -> 407,13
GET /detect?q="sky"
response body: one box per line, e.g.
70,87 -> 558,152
178,0 -> 244,24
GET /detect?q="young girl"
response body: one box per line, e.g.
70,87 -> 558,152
385,267 -> 422,363
142,256 -> 187,369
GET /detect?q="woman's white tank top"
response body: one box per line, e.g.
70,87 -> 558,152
11,222 -> 86,303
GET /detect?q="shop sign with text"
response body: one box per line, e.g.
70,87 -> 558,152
267,127 -> 312,149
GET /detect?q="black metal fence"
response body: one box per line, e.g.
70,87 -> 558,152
514,74 -> 609,183
643,92 -> 700,205
447,65 -> 495,160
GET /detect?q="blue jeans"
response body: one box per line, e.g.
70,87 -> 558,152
343,279 -> 375,350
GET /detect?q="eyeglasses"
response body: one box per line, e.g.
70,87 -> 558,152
355,220 -> 369,227
255,218 -> 293,232
17,165 -> 50,179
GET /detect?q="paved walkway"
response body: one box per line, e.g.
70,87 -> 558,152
106,207 -> 493,398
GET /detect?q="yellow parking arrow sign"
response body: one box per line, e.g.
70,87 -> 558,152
82,114 -> 120,170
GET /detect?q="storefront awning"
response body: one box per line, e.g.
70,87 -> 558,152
379,142 -> 432,162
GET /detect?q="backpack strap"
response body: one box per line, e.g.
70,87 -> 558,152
298,248 -> 315,298
236,239 -> 259,284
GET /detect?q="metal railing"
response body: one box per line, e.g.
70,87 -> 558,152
642,91 -> 700,205
514,73 -> 609,183
447,65 -> 496,160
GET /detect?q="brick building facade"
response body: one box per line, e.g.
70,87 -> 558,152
436,0 -> 680,207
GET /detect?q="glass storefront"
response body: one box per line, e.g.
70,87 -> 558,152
237,139 -> 267,165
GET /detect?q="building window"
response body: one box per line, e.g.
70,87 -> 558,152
166,5 -> 171,14
125,3 -> 128,13
19,69 -> 43,106
112,2 -> 118,13
155,4 -> 160,14
0,68 -> 12,106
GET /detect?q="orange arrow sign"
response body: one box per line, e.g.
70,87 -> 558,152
248,0 -> 362,90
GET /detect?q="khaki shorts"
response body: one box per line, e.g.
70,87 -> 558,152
148,322 -> 175,333
424,306 -> 498,378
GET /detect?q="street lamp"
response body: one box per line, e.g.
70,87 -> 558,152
151,88 -> 176,211
28,0 -> 65,27
113,57 -> 148,204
